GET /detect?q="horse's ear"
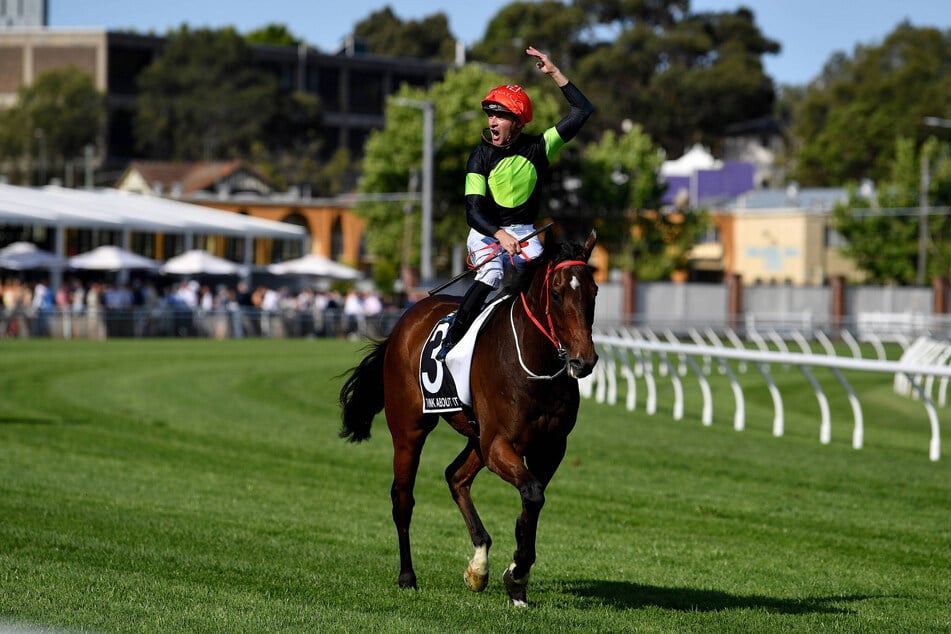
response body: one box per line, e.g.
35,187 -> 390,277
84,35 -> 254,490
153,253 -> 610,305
583,229 -> 597,262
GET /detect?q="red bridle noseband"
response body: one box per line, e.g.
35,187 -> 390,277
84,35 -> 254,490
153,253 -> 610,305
519,259 -> 589,351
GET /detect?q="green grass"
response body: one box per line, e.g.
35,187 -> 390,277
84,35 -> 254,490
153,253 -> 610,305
0,339 -> 949,633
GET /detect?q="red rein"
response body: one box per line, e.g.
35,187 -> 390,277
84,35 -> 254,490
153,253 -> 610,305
519,260 -> 588,350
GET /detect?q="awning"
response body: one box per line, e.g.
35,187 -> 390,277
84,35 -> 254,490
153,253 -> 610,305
0,184 -> 307,240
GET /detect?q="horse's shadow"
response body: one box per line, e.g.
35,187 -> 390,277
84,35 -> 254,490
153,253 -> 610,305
566,579 -> 871,615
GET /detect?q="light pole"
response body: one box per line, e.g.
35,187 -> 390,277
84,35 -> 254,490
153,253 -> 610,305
34,128 -> 46,186
393,98 -> 435,283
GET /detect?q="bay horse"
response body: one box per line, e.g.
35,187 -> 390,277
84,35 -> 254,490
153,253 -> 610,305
338,229 -> 598,606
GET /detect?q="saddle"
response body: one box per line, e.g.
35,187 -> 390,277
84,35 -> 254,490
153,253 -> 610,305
418,294 -> 509,413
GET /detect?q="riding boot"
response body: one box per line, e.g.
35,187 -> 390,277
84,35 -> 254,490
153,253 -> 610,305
436,281 -> 493,361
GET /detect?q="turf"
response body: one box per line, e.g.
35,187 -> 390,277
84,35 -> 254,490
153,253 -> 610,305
0,339 -> 948,633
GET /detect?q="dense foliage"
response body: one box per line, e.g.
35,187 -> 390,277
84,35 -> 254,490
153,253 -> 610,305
833,136 -> 951,284
0,68 -> 104,184
791,23 -> 951,186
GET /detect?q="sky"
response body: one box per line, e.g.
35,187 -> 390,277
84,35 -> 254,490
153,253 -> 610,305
47,0 -> 951,86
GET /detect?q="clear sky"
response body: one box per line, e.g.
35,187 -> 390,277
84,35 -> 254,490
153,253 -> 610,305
48,0 -> 951,86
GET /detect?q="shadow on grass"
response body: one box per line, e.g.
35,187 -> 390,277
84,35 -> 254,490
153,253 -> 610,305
567,579 -> 869,615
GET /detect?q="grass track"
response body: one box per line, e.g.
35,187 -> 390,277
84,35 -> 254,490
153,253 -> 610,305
0,339 -> 949,633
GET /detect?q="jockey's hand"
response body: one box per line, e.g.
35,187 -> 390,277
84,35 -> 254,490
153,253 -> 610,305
494,229 -> 521,256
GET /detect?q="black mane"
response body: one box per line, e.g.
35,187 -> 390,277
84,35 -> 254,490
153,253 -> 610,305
499,235 -> 588,295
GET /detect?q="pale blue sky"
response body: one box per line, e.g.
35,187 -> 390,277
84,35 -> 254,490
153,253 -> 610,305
48,0 -> 951,86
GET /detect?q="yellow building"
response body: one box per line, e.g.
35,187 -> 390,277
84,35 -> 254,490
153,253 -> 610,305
707,187 -> 865,286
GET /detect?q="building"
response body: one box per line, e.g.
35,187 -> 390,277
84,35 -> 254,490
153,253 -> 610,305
0,0 -> 46,28
0,27 -> 449,172
709,187 -> 863,286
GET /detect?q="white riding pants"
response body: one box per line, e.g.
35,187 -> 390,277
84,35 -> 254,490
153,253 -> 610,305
467,224 -> 543,289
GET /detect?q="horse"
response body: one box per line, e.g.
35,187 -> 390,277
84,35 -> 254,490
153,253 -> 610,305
338,229 -> 599,606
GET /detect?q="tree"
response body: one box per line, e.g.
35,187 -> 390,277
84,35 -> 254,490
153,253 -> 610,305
134,26 -> 283,160
0,68 -> 104,184
833,136 -> 951,284
791,23 -> 951,186
469,1 -> 590,85
581,124 -> 709,279
244,23 -> 302,47
577,6 -> 778,157
355,63 -> 564,288
468,2 -> 779,157
353,7 -> 456,61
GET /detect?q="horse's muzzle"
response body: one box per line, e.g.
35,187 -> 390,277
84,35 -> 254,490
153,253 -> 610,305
568,353 -> 598,379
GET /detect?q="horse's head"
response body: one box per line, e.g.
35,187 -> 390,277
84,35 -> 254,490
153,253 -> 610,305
535,230 -> 599,379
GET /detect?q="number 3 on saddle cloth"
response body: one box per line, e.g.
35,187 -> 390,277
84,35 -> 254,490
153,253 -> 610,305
419,294 -> 510,413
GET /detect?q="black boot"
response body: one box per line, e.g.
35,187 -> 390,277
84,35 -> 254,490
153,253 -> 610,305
436,281 -> 493,361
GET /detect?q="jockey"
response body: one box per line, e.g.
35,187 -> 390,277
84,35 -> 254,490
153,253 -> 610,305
436,45 -> 595,361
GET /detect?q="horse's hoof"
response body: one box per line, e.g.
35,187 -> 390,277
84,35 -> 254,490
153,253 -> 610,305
398,572 -> 418,590
464,566 -> 488,592
502,563 -> 529,606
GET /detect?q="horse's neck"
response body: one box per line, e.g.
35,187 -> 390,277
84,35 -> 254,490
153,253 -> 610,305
513,268 -> 557,351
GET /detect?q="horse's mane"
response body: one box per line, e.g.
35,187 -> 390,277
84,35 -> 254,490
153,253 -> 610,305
499,235 -> 588,295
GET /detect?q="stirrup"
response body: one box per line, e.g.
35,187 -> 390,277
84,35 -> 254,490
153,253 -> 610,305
435,337 -> 454,361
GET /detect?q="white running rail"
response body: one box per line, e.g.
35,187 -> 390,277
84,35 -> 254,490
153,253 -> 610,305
586,334 -> 949,461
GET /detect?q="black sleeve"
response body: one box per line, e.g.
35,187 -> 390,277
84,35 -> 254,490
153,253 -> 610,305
553,82 -> 595,142
464,147 -> 500,236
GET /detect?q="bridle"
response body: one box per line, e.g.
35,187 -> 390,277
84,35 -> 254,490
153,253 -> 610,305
511,259 -> 589,380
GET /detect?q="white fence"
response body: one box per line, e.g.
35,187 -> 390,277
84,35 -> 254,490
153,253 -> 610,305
584,331 -> 951,461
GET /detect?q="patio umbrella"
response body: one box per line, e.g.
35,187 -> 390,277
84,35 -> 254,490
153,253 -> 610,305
0,241 -> 68,270
160,249 -> 244,276
68,245 -> 160,271
267,254 -> 362,280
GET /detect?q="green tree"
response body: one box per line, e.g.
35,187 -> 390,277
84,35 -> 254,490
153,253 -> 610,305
582,122 -> 708,279
833,136 -> 951,284
791,23 -> 951,186
469,2 -> 778,156
355,63 -> 564,288
353,7 -> 456,61
0,68 -> 104,184
244,23 -> 302,47
576,6 -> 778,157
469,1 -> 589,85
134,26 -> 282,159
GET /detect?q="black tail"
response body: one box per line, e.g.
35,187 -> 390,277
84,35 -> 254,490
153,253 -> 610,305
338,338 -> 388,442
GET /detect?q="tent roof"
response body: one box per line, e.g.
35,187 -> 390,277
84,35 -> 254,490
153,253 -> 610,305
0,184 -> 306,239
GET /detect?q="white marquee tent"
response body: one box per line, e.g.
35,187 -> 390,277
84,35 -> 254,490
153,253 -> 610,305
0,183 -> 308,285
0,184 -> 307,240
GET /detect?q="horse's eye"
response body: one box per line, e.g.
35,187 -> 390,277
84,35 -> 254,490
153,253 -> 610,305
551,289 -> 562,304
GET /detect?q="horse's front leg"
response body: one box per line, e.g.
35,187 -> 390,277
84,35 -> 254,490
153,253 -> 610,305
485,437 -> 566,606
445,438 -> 492,592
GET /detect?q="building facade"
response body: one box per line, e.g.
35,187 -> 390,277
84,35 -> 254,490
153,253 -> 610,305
0,28 -> 449,171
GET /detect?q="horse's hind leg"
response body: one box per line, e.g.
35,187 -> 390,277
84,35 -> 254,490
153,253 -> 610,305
390,415 -> 437,589
445,439 -> 491,592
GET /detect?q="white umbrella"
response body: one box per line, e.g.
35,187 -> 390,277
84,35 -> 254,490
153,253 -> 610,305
267,254 -> 363,280
0,242 -> 68,270
161,249 -> 244,275
68,245 -> 160,271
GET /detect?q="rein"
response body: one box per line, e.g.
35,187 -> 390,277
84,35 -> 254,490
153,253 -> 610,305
512,259 -> 588,380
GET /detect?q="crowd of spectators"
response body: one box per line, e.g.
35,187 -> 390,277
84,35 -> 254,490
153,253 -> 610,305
0,276 -> 398,339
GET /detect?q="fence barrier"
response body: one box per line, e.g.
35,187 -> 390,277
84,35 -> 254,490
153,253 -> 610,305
585,332 -> 950,461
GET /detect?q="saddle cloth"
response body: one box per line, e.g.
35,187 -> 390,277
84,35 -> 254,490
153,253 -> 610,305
419,294 -> 509,413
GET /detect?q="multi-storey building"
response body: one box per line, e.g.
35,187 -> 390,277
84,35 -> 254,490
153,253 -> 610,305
0,27 -> 449,172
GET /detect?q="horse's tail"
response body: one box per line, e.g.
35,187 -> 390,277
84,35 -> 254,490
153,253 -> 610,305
338,338 -> 389,442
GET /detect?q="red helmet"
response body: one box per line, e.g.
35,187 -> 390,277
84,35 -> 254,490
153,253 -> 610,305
482,84 -> 533,125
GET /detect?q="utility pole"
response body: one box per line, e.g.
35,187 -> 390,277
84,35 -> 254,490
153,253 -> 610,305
393,98 -> 435,284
